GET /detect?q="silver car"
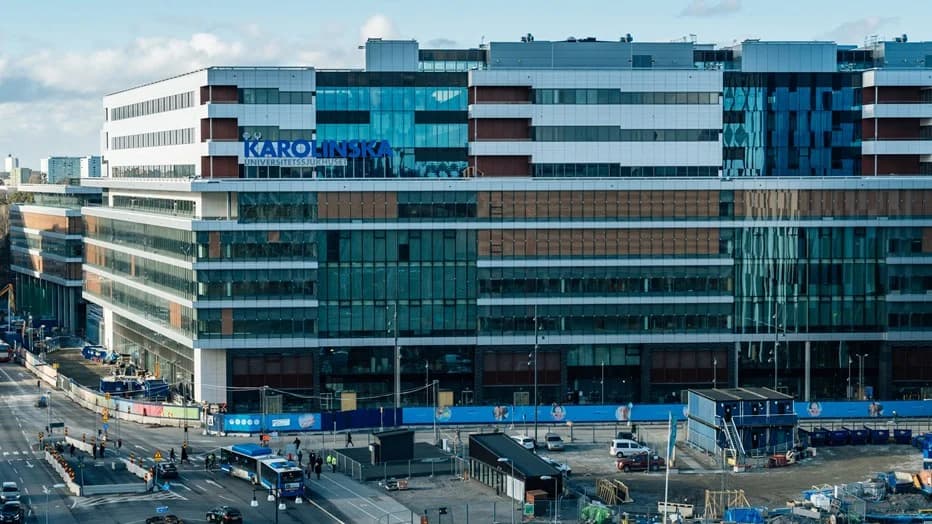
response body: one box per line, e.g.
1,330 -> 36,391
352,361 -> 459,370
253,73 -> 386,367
544,433 -> 565,451
1,483 -> 20,504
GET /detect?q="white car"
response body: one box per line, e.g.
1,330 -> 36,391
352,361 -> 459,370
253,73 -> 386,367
511,435 -> 536,450
544,433 -> 565,451
0,482 -> 19,503
540,456 -> 571,476
610,438 -> 650,458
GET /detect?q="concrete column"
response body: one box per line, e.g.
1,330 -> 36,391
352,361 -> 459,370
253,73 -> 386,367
878,342 -> 892,400
194,347 -> 227,404
639,346 -> 652,403
474,346 -> 484,405
731,341 -> 740,388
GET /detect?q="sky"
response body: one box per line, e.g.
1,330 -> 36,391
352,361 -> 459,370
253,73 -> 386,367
0,0 -> 929,166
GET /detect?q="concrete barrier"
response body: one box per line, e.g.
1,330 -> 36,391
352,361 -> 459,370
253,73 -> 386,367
43,451 -> 81,496
64,436 -> 94,455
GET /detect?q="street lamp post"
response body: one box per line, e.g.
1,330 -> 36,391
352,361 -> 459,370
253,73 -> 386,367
425,360 -> 430,406
44,483 -> 65,524
497,457 -> 516,524
267,487 -> 285,524
856,353 -> 869,400
600,361 -> 605,404
392,303 -> 400,417
847,356 -> 853,400
540,475 -> 559,524
46,390 -> 52,435
712,359 -> 718,389
772,310 -> 779,391
532,306 -> 540,445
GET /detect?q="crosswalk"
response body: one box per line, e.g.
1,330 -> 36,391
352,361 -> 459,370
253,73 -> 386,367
73,489 -> 187,508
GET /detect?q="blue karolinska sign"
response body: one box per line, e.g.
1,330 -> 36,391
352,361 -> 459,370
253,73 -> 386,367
243,139 -> 393,167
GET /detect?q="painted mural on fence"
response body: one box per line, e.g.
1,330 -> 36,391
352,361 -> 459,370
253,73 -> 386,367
214,400 -> 932,432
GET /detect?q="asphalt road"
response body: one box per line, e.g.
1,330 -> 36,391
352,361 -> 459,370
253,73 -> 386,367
0,362 -> 350,524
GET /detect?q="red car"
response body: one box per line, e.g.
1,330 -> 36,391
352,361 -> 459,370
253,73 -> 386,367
616,452 -> 665,472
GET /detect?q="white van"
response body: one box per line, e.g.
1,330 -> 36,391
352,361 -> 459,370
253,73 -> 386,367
511,435 -> 536,450
610,438 -> 650,458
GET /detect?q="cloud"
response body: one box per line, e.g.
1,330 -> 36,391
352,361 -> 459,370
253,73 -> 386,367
820,16 -> 899,43
426,38 -> 460,49
0,99 -> 101,163
359,14 -> 398,43
680,0 -> 740,17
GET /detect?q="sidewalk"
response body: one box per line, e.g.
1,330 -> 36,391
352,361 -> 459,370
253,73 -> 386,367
309,471 -> 415,524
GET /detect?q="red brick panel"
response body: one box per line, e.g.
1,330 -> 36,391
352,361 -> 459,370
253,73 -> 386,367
875,118 -> 920,140
876,155 -> 920,175
317,192 -> 398,220
201,156 -> 239,178
202,85 -> 239,104
468,86 -> 531,104
468,119 -> 531,140
477,228 -> 720,257
469,156 -> 530,177
477,191 -> 720,219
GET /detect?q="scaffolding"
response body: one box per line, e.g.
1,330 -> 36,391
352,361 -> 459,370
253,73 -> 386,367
703,489 -> 751,520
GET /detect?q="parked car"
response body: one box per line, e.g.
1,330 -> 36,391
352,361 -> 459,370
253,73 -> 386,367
544,433 -> 565,451
610,438 -> 650,458
206,505 -> 243,523
145,516 -> 183,524
156,462 -> 179,479
35,396 -> 47,408
0,483 -> 20,504
539,456 -> 572,476
0,502 -> 23,523
511,435 -> 536,450
616,452 -> 665,472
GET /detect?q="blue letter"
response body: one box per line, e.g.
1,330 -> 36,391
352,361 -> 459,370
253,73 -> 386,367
376,140 -> 393,157
245,141 -> 260,157
259,141 -> 277,158
292,140 -> 311,158
277,141 -> 292,158
347,140 -> 362,158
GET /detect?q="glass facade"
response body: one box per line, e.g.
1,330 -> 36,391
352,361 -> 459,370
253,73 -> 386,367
722,72 -> 861,177
315,73 -> 468,178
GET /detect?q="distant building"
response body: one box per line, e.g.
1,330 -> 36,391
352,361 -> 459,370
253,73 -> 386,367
41,157 -> 92,184
9,167 -> 36,186
80,156 -> 102,178
3,155 -> 18,173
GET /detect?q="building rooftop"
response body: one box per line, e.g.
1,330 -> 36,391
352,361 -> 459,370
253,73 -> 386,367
469,433 -> 561,478
689,387 -> 794,402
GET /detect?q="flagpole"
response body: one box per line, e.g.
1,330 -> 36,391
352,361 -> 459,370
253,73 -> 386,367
663,412 -> 672,524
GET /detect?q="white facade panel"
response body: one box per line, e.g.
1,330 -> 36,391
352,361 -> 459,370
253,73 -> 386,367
862,69 -> 932,87
862,140 -> 932,155
469,141 -> 722,165
469,69 -> 723,91
863,103 -> 932,119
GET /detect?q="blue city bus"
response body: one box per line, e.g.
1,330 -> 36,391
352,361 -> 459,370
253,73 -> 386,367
258,457 -> 304,498
219,443 -> 272,483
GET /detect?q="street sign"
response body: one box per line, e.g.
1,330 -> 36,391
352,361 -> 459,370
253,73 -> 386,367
156,506 -> 168,514
49,422 -> 64,428
523,503 -> 534,517
154,450 -> 163,462
102,423 -> 109,432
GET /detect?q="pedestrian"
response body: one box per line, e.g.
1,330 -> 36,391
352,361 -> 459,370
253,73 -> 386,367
98,429 -> 102,439
117,438 -> 122,450
345,432 -> 353,447
92,443 -> 97,459
36,380 -> 40,388
309,451 -> 316,467
314,461 -> 322,480
169,448 -> 176,462
293,437 -> 301,450
328,454 -> 336,472
181,445 -> 189,464
69,444 -> 75,457
297,449 -> 303,466
99,442 -> 105,457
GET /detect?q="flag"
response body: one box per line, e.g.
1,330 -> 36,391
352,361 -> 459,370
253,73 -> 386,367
667,412 -> 677,460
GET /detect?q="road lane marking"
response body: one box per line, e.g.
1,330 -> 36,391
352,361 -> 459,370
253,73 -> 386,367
205,479 -> 223,489
305,497 -> 347,524
218,495 -> 236,503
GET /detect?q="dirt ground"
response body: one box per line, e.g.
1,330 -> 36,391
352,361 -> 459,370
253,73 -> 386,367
387,426 -> 929,522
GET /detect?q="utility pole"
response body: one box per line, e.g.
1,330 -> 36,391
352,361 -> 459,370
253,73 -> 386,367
600,361 -> 605,405
432,380 -> 439,445
533,305 -> 539,445
773,299 -> 779,391
393,303 -> 400,414
847,356 -> 853,400
856,354 -> 868,400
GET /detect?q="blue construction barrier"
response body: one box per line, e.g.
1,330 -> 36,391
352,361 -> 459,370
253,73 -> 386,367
844,426 -> 869,445
820,427 -> 850,446
864,425 -> 890,444
895,428 -> 913,445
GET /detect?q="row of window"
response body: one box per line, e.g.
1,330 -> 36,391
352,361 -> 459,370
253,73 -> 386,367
85,216 -> 194,261
322,230 -> 477,263
112,196 -> 195,217
109,91 -> 194,121
239,126 -> 314,141
533,127 -> 720,142
318,264 -> 476,301
532,164 -> 720,178
110,164 -> 196,179
111,128 -> 194,150
479,314 -> 731,335
31,193 -> 101,209
315,121 -> 468,148
479,276 -> 732,295
239,192 -> 316,222
197,269 -> 317,299
533,89 -> 720,105
315,87 -> 468,112
197,308 -> 317,338
238,88 -> 314,105
195,230 -> 319,261
11,233 -> 82,258
11,252 -> 81,280
85,272 -> 195,337
318,302 -> 474,338
86,244 -> 195,298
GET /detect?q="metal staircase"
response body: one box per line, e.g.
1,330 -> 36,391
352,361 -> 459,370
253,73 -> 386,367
721,417 -> 746,462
